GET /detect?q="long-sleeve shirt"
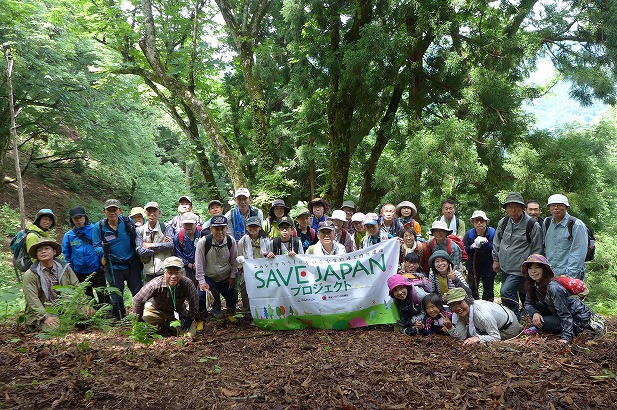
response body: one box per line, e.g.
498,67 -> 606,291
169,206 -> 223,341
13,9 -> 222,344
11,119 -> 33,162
447,300 -> 521,342
92,217 -> 136,270
173,228 -> 204,280
132,275 -> 199,319
543,213 -> 587,278
136,221 -> 174,277
195,235 -> 238,284
492,213 -> 543,276
524,281 -> 591,341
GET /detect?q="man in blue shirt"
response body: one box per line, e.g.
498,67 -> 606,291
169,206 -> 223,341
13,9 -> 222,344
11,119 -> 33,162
543,194 -> 587,279
92,199 -> 142,319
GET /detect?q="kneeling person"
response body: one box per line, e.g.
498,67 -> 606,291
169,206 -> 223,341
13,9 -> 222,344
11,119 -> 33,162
132,257 -> 199,337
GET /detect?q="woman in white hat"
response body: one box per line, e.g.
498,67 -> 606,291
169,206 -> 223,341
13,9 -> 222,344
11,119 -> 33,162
462,210 -> 496,301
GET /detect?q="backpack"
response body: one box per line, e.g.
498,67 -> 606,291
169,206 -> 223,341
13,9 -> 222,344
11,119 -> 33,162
498,216 -> 537,244
553,276 -> 589,297
99,215 -> 138,249
543,217 -> 595,262
177,226 -> 203,250
272,237 -> 301,255
10,229 -> 41,273
429,235 -> 468,261
203,234 -> 234,254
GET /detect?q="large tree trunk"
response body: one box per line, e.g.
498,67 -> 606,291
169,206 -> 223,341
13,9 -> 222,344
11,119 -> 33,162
139,0 -> 247,189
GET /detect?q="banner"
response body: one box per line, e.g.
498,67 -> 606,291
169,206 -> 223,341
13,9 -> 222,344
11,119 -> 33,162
243,238 -> 400,330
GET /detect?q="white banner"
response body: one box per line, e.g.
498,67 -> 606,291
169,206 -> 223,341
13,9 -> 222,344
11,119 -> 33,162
243,238 -> 400,330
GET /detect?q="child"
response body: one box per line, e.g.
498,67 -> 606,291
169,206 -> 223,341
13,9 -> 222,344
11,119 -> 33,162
387,275 -> 429,336
427,250 -> 471,302
522,254 -> 606,342
267,216 -> 303,257
421,292 -> 453,335
308,198 -> 330,231
400,227 -> 430,273
399,252 -> 424,277
263,199 -> 291,239
295,207 -> 318,250
236,216 -> 270,314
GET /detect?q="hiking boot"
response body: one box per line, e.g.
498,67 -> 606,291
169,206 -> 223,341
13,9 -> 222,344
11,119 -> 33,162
210,308 -> 225,319
589,313 -> 607,337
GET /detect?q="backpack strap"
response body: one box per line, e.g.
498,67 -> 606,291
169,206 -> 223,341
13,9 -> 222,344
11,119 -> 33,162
498,216 -> 510,242
72,228 -> 92,245
273,237 -> 282,255
566,216 -> 576,240
445,238 -> 452,255
525,217 -> 536,244
178,229 -> 185,248
455,216 -> 459,234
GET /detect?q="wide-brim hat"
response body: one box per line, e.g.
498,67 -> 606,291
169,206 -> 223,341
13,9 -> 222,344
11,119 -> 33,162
351,212 -> 366,223
269,199 -> 291,220
395,201 -> 417,218
430,220 -> 452,235
521,254 -> 555,278
502,192 -> 525,208
546,194 -> 570,208
28,237 -> 62,259
428,250 -> 453,270
308,197 -> 330,214
387,275 -> 412,297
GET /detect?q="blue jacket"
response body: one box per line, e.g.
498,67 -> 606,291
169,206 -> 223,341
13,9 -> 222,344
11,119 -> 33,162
92,217 -> 137,270
62,224 -> 101,275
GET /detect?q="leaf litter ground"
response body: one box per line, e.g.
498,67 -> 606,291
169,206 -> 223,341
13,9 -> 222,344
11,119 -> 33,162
1,317 -> 616,409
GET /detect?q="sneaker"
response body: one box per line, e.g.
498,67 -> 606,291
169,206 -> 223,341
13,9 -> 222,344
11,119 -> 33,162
210,308 -> 225,319
523,326 -> 538,335
589,313 -> 607,337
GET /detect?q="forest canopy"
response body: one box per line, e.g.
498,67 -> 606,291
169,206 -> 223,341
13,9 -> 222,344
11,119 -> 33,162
1,0 -> 617,230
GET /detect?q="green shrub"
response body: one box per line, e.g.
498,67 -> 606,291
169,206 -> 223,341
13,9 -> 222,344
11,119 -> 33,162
585,233 -> 617,316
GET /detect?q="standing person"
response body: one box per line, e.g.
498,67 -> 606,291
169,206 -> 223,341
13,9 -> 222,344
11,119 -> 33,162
543,194 -> 587,279
92,199 -> 143,319
444,288 -> 523,344
331,210 -> 355,252
395,201 -> 422,237
62,207 -> 106,303
306,221 -> 346,255
195,215 -> 239,321
25,209 -> 56,257
522,254 -> 605,341
463,211 -> 496,301
262,199 -> 291,239
436,199 -> 465,239
267,216 -> 304,257
167,195 -> 203,238
22,238 -> 81,331
203,199 -> 224,233
379,203 -> 404,238
492,192 -> 543,321
129,207 -> 145,227
308,197 -> 330,231
361,213 -> 392,248
340,200 -> 357,235
428,221 -> 463,269
237,216 -> 270,314
295,207 -> 318,251
351,212 -> 367,250
226,188 -> 264,242
132,257 -> 199,337
526,200 -> 543,226
136,202 -> 174,282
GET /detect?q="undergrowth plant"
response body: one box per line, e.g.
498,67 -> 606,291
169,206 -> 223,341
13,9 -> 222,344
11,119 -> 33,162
129,314 -> 163,344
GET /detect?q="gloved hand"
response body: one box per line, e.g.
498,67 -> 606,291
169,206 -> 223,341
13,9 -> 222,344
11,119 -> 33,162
102,242 -> 112,254
180,316 -> 193,331
470,242 -> 478,249
474,236 -> 488,247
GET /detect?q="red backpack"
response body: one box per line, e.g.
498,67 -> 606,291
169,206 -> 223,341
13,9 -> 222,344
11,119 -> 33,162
429,234 -> 468,261
553,276 -> 588,296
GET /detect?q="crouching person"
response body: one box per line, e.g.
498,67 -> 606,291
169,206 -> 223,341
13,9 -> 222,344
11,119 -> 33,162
132,257 -> 199,337
22,238 -> 80,331
445,287 -> 522,344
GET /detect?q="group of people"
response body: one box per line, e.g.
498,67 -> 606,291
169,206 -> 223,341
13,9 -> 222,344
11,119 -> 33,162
20,188 -> 604,343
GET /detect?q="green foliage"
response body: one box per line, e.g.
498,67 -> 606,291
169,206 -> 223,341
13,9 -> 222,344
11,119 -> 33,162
129,314 -> 163,345
0,203 -> 21,238
585,233 -> 617,316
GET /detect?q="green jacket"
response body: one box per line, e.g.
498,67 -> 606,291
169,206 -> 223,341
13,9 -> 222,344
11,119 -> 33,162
22,259 -> 79,328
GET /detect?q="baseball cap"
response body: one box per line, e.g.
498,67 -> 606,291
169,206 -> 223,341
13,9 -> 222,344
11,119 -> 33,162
362,213 -> 379,226
318,220 -> 335,231
278,215 -> 294,227
144,201 -> 160,211
163,256 -> 184,270
351,212 -> 366,223
208,199 -> 223,209
104,199 -> 122,209
178,195 -> 192,204
210,215 -> 228,227
331,210 -> 347,222
235,188 -> 251,198
182,212 -> 198,224
246,216 -> 261,226
69,207 -> 86,218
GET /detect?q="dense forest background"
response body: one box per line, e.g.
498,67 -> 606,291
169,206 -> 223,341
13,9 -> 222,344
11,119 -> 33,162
1,0 -> 617,232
